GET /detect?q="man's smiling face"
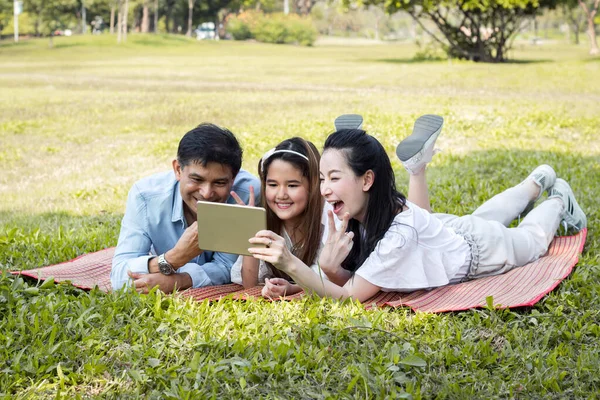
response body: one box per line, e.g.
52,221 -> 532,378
173,160 -> 235,219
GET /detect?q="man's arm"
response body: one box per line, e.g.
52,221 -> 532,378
177,250 -> 237,287
111,185 -> 199,292
111,185 -> 155,290
128,271 -> 192,293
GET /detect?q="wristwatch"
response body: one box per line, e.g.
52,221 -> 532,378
157,253 -> 176,275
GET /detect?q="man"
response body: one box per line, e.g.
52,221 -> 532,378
111,123 -> 260,293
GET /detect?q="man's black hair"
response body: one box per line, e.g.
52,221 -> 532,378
177,123 -> 243,176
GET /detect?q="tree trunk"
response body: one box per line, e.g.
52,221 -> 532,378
586,15 -> 599,54
110,6 -> 115,34
570,17 -> 581,45
186,0 -> 194,37
117,0 -> 122,43
284,0 -> 289,15
35,16 -> 41,37
123,0 -> 129,42
82,2 -> 87,34
154,0 -> 159,33
578,0 -> 599,55
142,4 -> 150,33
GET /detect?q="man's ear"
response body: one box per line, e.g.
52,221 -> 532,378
172,159 -> 182,180
362,170 -> 374,192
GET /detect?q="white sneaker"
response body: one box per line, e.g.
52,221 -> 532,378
548,179 -> 587,232
395,114 -> 444,174
334,114 -> 363,131
521,164 -> 556,215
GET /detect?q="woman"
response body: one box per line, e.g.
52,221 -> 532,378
247,116 -> 586,302
231,137 -> 337,297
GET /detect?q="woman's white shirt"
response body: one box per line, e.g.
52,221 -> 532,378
230,203 -> 338,285
355,201 -> 471,292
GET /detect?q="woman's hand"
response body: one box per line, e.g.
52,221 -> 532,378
231,186 -> 261,287
318,211 -> 354,274
230,186 -> 256,207
248,230 -> 295,272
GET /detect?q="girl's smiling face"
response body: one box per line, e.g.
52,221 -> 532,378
265,159 -> 310,227
319,149 -> 372,223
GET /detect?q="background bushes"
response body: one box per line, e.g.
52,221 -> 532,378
226,11 -> 317,46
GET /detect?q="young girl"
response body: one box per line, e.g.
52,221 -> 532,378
230,137 -> 336,297
247,116 -> 587,302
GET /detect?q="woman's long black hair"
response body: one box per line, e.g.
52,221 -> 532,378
323,129 -> 407,272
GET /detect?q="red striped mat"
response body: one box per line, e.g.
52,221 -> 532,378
11,229 -> 587,312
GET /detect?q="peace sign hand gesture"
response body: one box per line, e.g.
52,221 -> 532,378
318,211 -> 354,275
230,186 -> 256,207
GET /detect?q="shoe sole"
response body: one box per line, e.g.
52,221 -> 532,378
334,114 -> 363,131
554,179 -> 587,230
396,114 -> 444,161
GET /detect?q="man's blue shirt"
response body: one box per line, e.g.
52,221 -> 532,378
111,169 -> 260,290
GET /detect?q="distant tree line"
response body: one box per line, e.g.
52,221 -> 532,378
0,0 -> 598,59
0,0 -> 317,38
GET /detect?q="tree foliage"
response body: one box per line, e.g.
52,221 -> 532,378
0,0 -> 12,34
362,0 -> 559,62
24,0 -> 79,36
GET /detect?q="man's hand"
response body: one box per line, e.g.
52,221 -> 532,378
128,271 -> 192,293
261,278 -> 295,298
167,221 -> 203,268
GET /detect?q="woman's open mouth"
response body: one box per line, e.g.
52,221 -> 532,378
331,201 -> 344,214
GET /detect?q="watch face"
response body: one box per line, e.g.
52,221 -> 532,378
159,263 -> 173,275
158,255 -> 174,275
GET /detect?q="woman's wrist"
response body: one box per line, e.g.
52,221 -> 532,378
320,263 -> 351,286
277,255 -> 301,276
318,261 -> 339,275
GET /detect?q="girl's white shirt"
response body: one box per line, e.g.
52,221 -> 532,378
230,202 -> 339,285
355,201 -> 471,292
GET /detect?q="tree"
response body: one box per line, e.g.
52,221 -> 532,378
362,0 -> 558,62
141,0 -> 151,32
121,0 -> 129,41
186,0 -> 195,36
562,0 -> 585,44
576,0 -> 599,54
0,0 -> 12,38
24,0 -> 78,41
154,0 -> 159,32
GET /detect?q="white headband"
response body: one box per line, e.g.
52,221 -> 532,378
261,148 -> 309,173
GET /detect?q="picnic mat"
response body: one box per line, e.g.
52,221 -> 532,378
11,229 -> 587,312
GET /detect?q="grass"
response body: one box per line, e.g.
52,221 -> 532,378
1,34 -> 599,398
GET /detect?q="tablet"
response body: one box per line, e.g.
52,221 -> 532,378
196,201 -> 267,256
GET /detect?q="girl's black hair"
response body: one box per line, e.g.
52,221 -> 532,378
323,129 -> 407,272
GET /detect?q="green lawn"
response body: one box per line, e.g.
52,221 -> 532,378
1,34 -> 599,398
